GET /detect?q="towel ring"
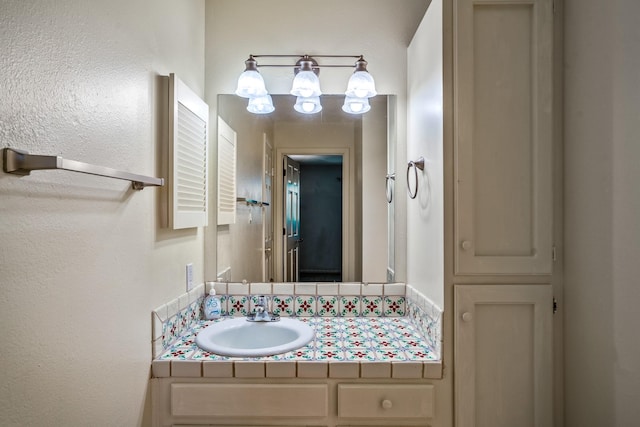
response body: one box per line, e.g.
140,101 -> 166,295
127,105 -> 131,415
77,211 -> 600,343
385,173 -> 395,203
407,157 -> 425,199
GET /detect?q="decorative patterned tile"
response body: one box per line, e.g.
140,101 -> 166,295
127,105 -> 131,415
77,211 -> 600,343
217,295 -> 228,317
303,316 -> 323,325
295,295 -> 316,316
342,336 -> 371,349
315,349 -> 345,361
339,296 -> 361,316
345,348 -> 376,361
227,295 -> 249,316
317,338 -> 345,351
405,348 -> 438,361
317,295 -> 339,316
271,295 -> 294,316
272,345 -> 315,361
178,307 -> 190,335
361,296 -> 383,316
159,348 -> 195,360
191,349 -> 230,360
371,337 -> 403,348
316,328 -> 343,341
163,316 -> 178,348
383,296 -> 406,316
375,348 -> 408,361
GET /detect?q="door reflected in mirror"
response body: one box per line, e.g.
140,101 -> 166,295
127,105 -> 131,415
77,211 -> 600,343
215,94 -> 394,283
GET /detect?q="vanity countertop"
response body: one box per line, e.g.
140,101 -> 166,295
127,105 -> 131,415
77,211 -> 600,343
152,316 -> 441,379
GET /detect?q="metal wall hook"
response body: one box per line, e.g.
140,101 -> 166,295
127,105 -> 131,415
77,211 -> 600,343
407,157 -> 425,199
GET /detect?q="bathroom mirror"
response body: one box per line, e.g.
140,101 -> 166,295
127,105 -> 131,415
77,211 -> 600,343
216,94 -> 395,283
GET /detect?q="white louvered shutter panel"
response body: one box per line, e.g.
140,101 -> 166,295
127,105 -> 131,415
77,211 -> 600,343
169,74 -> 209,229
217,117 -> 236,225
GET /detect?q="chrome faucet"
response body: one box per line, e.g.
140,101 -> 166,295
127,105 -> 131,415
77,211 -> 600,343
247,295 -> 280,322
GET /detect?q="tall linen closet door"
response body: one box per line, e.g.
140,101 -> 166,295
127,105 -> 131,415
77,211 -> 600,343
454,0 -> 553,275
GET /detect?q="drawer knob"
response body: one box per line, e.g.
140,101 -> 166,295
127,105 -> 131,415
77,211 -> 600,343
461,240 -> 472,250
381,399 -> 393,409
462,312 -> 473,322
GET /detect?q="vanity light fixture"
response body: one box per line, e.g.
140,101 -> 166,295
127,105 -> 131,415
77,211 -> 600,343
235,55 -> 268,98
345,56 -> 377,98
294,96 -> 322,114
290,56 -> 322,98
235,54 -> 376,115
247,94 -> 275,114
342,95 -> 371,114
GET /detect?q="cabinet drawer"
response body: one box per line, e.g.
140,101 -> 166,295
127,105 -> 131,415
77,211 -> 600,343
337,384 -> 434,419
171,383 -> 328,417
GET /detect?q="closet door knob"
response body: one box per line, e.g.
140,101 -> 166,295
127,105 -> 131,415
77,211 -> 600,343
462,312 -> 473,322
381,399 -> 393,409
461,240 -> 472,250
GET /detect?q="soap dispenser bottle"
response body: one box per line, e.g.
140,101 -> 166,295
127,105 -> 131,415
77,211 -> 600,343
204,288 -> 221,320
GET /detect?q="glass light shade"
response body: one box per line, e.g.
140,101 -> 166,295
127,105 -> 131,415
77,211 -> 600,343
294,96 -> 322,114
235,70 -> 268,98
247,94 -> 275,114
342,96 -> 371,114
345,71 -> 377,98
290,71 -> 322,98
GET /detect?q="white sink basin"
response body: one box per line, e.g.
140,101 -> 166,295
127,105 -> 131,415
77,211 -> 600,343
195,317 -> 315,357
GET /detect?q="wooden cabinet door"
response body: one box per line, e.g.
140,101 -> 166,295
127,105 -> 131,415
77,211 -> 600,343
454,0 -> 554,275
454,284 -> 553,427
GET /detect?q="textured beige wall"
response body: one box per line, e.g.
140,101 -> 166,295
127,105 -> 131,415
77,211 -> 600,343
0,0 -> 205,425
564,0 -> 640,425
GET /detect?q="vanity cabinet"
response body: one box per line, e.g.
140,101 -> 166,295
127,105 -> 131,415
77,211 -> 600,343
337,384 -> 434,420
454,284 -> 553,427
453,0 -> 554,276
152,378 -> 438,427
170,383 -> 329,418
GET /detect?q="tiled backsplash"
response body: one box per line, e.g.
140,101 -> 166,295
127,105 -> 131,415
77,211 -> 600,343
152,282 -> 443,360
217,282 -> 406,318
152,284 -> 206,359
406,285 -> 443,357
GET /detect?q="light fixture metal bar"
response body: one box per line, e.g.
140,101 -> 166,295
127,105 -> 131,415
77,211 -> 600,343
256,64 -> 356,69
251,54 -> 364,69
251,54 -> 362,59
